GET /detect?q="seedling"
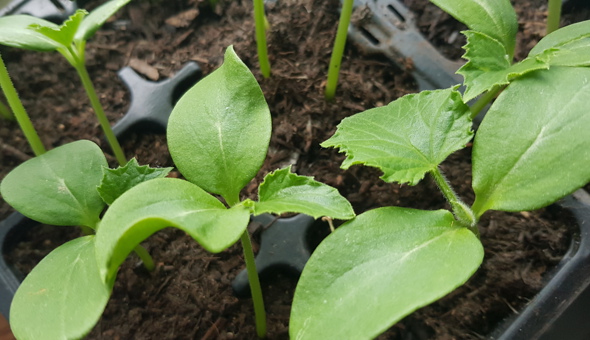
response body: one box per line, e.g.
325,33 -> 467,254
0,0 -> 132,165
0,139 -> 169,339
93,46 -> 355,338
253,0 -> 270,77
324,0 -> 353,100
290,0 -> 590,338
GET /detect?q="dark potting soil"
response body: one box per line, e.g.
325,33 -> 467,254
0,0 -> 587,339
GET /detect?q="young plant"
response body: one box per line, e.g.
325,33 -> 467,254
0,0 -> 132,165
290,0 -> 590,338
324,0 -> 354,100
253,0 -> 271,78
0,139 -> 168,339
93,46 -> 355,338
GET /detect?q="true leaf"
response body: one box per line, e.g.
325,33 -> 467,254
10,236 -> 113,340
290,207 -> 483,339
167,46 -> 271,204
75,0 -> 132,43
430,0 -> 517,58
472,67 -> 590,216
529,20 -> 590,67
97,158 -> 172,205
458,30 -> 550,101
31,9 -> 87,47
0,140 -> 107,228
252,166 -> 355,219
95,177 -> 250,283
322,88 -> 472,185
0,15 -> 62,51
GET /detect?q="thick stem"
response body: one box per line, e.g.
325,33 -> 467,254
240,231 -> 267,338
546,0 -> 562,35
0,53 -> 46,156
430,168 -> 478,237
73,63 -> 127,165
0,99 -> 13,120
253,0 -> 271,78
325,0 -> 354,100
469,85 -> 504,120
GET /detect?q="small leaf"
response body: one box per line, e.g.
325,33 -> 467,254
31,9 -> 87,47
0,140 -> 107,228
430,0 -> 517,58
322,88 -> 472,185
168,46 -> 271,204
458,30 -> 550,101
95,178 -> 250,283
253,166 -> 355,219
290,207 -> 483,339
10,236 -> 113,340
529,20 -> 590,67
472,67 -> 590,216
97,158 -> 172,205
0,15 -> 62,51
75,0 -> 132,42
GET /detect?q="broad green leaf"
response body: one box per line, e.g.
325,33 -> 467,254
458,31 -> 550,101
95,177 -> 250,283
252,166 -> 355,219
10,236 -> 113,340
97,158 -> 172,205
430,0 -> 517,58
75,0 -> 132,43
0,140 -> 107,228
0,15 -> 62,51
168,46 -> 271,204
31,9 -> 87,47
290,207 -> 483,340
529,20 -> 590,67
472,67 -> 590,216
322,88 -> 472,185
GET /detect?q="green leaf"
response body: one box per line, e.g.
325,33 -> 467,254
95,177 -> 250,283
75,0 -> 132,43
529,20 -> 590,67
10,236 -> 113,340
458,30 -> 551,101
430,0 -> 517,58
97,158 -> 172,205
168,46 -> 271,204
290,207 -> 483,339
0,140 -> 107,228
252,166 -> 355,219
31,9 -> 87,47
322,88 -> 472,185
0,15 -> 62,51
472,67 -> 590,216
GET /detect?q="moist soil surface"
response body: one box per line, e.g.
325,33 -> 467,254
1,0 -> 589,339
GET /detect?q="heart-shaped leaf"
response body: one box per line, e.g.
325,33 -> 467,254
472,67 -> 590,216
167,46 -> 271,204
10,236 -> 113,340
0,15 -> 62,51
95,177 -> 250,283
290,207 -> 483,339
252,166 -> 355,219
0,140 -> 107,228
322,88 -> 472,185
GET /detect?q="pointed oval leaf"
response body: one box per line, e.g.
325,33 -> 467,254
95,177 -> 250,283
10,236 -> 113,340
253,166 -> 355,219
472,67 -> 590,216
0,140 -> 107,228
75,0 -> 131,42
322,88 -> 472,185
168,46 -> 271,203
290,207 -> 483,339
0,15 -> 62,51
430,0 -> 517,58
529,20 -> 590,67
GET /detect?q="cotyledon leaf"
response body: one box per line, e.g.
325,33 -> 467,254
529,20 -> 590,67
0,15 -> 62,51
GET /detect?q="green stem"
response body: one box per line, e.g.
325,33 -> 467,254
0,99 -> 13,120
430,168 -> 478,236
240,231 -> 267,338
547,0 -> 562,35
469,85 -> 504,120
253,0 -> 271,78
325,0 -> 354,100
0,53 -> 46,156
73,63 -> 127,165
133,244 -> 156,271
